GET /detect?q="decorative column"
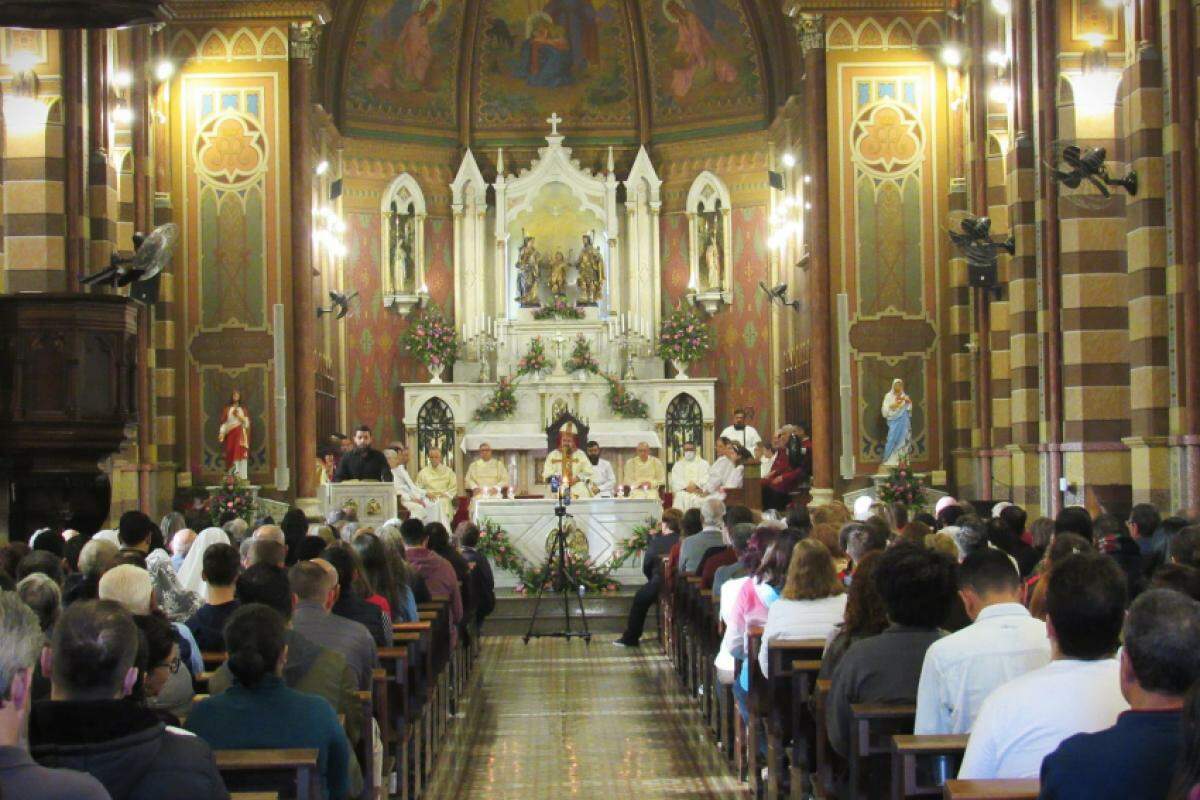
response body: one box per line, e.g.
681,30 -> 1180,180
797,12 -> 835,504
63,29 -> 85,291
86,29 -> 116,277
967,0 -> 993,499
1006,0 -> 1043,509
290,23 -> 318,499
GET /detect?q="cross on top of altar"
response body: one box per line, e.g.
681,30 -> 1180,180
546,112 -> 562,136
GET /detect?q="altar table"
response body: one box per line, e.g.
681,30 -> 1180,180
472,497 -> 663,588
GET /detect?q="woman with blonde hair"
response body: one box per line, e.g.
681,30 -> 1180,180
758,539 -> 848,677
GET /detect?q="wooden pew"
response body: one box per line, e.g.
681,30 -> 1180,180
890,734 -> 969,799
214,748 -> 320,800
230,793 -> 279,800
814,678 -> 836,799
942,779 -> 1040,799
761,639 -> 824,800
848,704 -> 915,800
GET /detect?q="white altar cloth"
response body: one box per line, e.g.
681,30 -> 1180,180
473,497 -> 662,588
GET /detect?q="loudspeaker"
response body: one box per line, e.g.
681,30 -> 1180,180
130,273 -> 161,305
768,170 -> 785,190
968,263 -> 997,288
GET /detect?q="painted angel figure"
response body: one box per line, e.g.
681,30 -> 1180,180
548,249 -> 569,297
880,378 -> 913,466
218,389 -> 251,479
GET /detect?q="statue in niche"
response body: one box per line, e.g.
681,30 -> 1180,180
574,233 -> 605,306
700,207 -> 723,292
387,200 -> 416,294
516,234 -> 543,307
547,249 -> 569,297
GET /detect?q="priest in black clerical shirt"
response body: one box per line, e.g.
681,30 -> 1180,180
333,425 -> 391,482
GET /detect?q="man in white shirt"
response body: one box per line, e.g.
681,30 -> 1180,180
669,442 -> 709,511
915,549 -> 1051,735
958,552 -> 1130,780
719,408 -> 762,453
584,441 -> 616,497
703,438 -> 735,497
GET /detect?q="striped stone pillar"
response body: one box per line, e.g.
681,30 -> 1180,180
86,30 -> 118,276
150,28 -> 178,475
1122,6 -> 1171,509
1006,0 -> 1041,508
986,133 -> 1012,493
948,176 -> 975,494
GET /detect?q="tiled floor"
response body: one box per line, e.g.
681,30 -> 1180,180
426,636 -> 750,799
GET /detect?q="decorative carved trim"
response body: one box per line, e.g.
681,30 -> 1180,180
166,0 -> 330,23
289,21 -> 320,61
796,13 -> 825,54
784,0 -> 944,10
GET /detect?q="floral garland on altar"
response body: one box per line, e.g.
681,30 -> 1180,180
515,336 -> 550,377
206,474 -> 256,525
604,375 -> 649,418
878,458 -> 928,514
473,376 -> 517,421
475,517 -> 655,594
655,301 -> 714,364
399,304 -> 458,372
564,335 -> 600,374
532,298 -> 584,320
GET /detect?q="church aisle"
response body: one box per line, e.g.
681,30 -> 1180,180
425,636 -> 750,799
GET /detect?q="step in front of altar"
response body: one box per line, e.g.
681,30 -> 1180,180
480,586 -> 657,636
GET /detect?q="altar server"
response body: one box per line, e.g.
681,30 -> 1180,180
416,447 -> 458,520
585,441 -> 617,497
670,441 -> 710,511
624,441 -> 666,500
466,443 -> 509,497
719,408 -> 762,453
542,427 -> 593,499
703,438 -> 737,497
386,446 -> 441,524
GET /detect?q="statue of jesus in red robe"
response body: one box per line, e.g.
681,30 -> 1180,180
218,390 -> 250,479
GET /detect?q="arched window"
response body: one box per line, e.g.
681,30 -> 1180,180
416,398 -> 455,471
664,393 -> 703,471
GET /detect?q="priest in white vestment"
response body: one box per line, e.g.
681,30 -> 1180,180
670,441 -> 710,511
466,442 -> 509,498
703,438 -> 737,499
584,441 -> 616,497
542,428 -> 593,499
385,447 -> 441,524
623,441 -> 666,500
416,447 -> 458,520
718,408 -> 762,453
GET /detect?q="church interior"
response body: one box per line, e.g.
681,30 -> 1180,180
0,0 -> 1199,798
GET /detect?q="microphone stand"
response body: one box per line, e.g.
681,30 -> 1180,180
522,477 -> 592,645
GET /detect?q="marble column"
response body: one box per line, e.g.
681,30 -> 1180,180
290,23 -> 318,498
63,29 -> 85,292
797,13 -> 834,504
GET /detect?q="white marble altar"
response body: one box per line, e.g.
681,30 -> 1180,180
472,497 -> 662,588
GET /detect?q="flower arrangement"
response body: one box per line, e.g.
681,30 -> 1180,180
207,474 -> 256,525
655,301 -> 715,365
533,297 -> 584,320
515,336 -> 550,377
878,458 -> 928,513
564,335 -> 600,374
474,377 -> 517,421
604,375 -> 649,419
400,304 -> 458,372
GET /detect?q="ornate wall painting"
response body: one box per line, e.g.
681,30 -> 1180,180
835,66 -> 944,474
474,0 -> 636,131
345,0 -> 464,128
182,77 -> 282,480
642,0 -> 763,127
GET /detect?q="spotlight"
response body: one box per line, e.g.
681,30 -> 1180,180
990,0 -> 1011,14
8,49 -> 37,73
154,60 -> 174,81
988,85 -> 1014,105
1083,33 -> 1106,49
315,160 -> 330,176
112,70 -> 132,89
987,49 -> 1009,68
112,106 -> 133,125
941,45 -> 964,68
781,151 -> 796,168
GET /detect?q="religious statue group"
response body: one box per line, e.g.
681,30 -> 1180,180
516,232 -> 605,307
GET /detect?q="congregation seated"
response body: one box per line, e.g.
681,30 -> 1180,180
184,542 -> 242,652
825,543 -> 956,756
353,529 -> 418,623
914,548 -> 1050,734
958,551 -> 1130,779
456,522 -> 497,626
709,521 -> 754,598
289,559 -> 379,692
818,549 -> 888,680
1039,589 -> 1200,799
29,600 -> 226,799
321,543 -> 393,648
758,539 -> 847,678
400,518 -> 464,646
698,505 -> 754,589
678,498 -> 726,575
427,522 -> 475,625
186,603 -> 352,800
615,512 -> 683,648
377,522 -> 433,606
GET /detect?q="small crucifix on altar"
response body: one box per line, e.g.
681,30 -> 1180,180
546,112 -> 562,136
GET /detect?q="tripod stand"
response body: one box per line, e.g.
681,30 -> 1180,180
522,499 -> 592,645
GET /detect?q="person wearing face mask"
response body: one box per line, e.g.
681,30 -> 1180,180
719,408 -> 762,452
584,441 -> 616,497
332,425 -> 392,482
670,441 -> 710,511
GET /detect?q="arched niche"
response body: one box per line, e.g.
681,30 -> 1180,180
380,173 -> 428,315
685,170 -> 733,314
664,392 -> 704,471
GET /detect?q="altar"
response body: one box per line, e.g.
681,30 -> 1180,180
472,497 -> 662,588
